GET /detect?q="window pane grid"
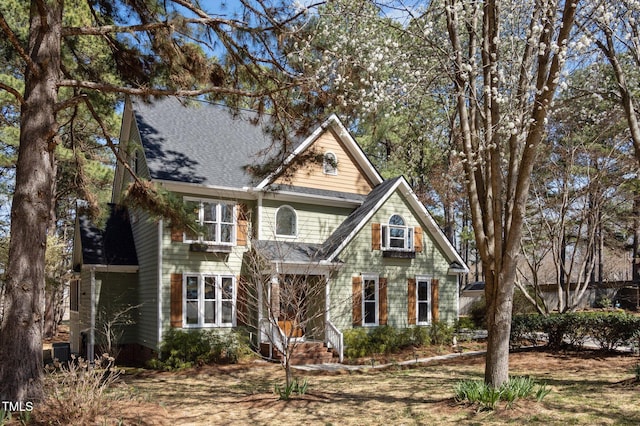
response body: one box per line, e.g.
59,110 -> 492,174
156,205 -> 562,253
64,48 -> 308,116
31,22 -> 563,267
363,277 -> 378,325
382,223 -> 414,251
417,280 -> 430,324
184,274 -> 234,327
183,200 -> 235,245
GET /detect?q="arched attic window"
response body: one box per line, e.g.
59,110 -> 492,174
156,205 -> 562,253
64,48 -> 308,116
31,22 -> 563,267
276,205 -> 297,237
382,214 -> 413,251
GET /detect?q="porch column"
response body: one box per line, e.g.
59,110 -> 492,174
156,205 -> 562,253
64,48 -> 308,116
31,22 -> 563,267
324,273 -> 330,324
270,275 -> 280,321
88,267 -> 96,363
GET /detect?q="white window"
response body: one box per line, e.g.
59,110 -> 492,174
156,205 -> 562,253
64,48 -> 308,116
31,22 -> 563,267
381,214 -> 414,251
184,274 -> 235,327
275,205 -> 297,237
362,274 -> 378,326
184,199 -> 236,245
323,152 -> 338,175
416,277 -> 431,325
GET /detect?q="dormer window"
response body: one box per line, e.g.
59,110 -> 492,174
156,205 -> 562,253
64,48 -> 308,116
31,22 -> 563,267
381,214 -> 414,251
323,152 -> 338,175
276,205 -> 297,237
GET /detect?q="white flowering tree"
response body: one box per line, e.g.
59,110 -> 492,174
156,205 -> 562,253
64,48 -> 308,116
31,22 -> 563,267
289,0 -> 580,387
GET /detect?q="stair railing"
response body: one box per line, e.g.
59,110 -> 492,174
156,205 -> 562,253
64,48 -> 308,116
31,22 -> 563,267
259,318 -> 286,358
325,320 -> 343,363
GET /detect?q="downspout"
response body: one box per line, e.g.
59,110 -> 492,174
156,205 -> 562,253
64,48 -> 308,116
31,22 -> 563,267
89,266 -> 96,362
157,219 -> 164,351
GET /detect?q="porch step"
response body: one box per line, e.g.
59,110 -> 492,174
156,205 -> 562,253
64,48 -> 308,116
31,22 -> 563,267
261,341 -> 337,365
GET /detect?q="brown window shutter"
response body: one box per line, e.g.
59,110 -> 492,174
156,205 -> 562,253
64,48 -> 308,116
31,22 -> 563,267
431,279 -> 440,323
237,203 -> 249,246
352,276 -> 363,326
414,227 -> 423,252
379,277 -> 388,325
170,273 -> 183,327
170,226 -> 183,243
237,276 -> 248,326
371,223 -> 381,250
407,278 -> 416,325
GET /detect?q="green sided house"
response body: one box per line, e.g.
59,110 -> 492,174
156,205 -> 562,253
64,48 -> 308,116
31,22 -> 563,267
72,96 -> 468,364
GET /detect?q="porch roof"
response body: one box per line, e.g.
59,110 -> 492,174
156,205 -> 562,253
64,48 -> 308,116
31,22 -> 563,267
253,240 -> 342,265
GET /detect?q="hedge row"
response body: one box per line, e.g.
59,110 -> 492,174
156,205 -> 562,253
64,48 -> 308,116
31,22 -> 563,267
343,324 -> 454,359
511,312 -> 640,351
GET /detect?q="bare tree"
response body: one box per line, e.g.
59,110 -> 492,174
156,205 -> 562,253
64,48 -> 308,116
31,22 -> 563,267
96,301 -> 142,360
240,240 -> 342,389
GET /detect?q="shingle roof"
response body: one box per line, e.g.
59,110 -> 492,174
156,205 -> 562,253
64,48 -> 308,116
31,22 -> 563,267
77,205 -> 138,267
132,97 -> 276,188
253,240 -> 325,263
318,177 -> 402,258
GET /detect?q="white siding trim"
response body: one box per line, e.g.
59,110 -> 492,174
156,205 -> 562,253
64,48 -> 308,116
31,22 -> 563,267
157,219 -> 164,349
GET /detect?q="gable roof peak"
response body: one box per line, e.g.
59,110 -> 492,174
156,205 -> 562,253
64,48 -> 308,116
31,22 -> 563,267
255,114 -> 383,190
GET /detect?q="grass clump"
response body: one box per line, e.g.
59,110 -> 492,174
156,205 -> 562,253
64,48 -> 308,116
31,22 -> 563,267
274,378 -> 308,400
454,376 -> 550,410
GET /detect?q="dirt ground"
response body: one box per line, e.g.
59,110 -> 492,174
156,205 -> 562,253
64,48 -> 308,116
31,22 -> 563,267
103,347 -> 640,426
38,328 -> 640,425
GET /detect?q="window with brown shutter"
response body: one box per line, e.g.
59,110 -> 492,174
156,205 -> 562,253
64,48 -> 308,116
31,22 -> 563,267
371,223 -> 381,250
352,276 -> 363,326
407,278 -> 416,325
170,273 -> 183,327
379,278 -> 388,325
431,279 -> 440,323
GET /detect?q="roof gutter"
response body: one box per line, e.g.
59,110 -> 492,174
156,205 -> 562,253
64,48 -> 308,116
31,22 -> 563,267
81,264 -> 139,273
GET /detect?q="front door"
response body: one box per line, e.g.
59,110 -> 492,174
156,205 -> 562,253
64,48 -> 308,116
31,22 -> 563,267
277,275 -> 307,339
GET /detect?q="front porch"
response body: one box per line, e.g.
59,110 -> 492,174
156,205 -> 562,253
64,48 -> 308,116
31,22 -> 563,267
256,273 -> 344,365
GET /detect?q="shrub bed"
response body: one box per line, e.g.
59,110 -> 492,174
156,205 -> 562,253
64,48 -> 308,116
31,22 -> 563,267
343,323 -> 455,360
148,328 -> 252,370
510,311 -> 640,351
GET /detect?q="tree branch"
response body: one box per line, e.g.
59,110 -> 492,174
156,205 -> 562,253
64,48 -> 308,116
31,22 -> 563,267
0,82 -> 24,106
56,79 -> 291,98
0,11 -> 39,78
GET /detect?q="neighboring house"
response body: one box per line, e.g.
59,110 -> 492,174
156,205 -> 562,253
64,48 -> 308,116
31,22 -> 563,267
72,96 -> 469,364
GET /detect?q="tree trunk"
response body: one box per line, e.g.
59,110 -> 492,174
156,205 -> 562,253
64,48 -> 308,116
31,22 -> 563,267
483,266 -> 516,386
634,196 -> 640,309
0,1 -> 62,403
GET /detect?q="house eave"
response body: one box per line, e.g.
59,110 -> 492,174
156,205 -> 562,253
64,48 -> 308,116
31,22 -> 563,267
262,189 -> 362,208
269,259 -> 343,275
81,264 -> 139,273
156,180 -> 254,199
